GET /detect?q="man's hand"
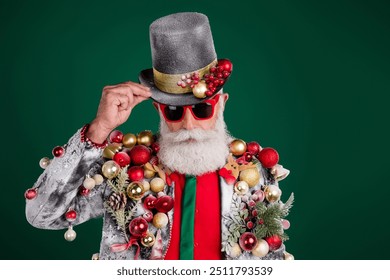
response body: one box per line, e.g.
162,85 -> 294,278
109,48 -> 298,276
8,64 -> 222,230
86,81 -> 152,144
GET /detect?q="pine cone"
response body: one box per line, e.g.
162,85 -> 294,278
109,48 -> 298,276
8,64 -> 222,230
108,192 -> 127,211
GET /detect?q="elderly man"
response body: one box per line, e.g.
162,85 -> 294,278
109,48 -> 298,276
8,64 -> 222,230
25,12 -> 293,260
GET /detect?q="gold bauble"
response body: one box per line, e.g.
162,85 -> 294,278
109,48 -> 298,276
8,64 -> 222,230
239,168 -> 260,187
264,185 -> 282,203
252,239 -> 269,257
83,177 -> 96,190
103,143 -> 122,159
122,133 -> 137,148
150,177 -> 165,193
230,139 -> 247,156
283,251 -> 295,260
141,232 -> 156,247
229,243 -> 242,258
39,157 -> 51,169
126,182 -> 145,200
234,181 -> 249,195
144,169 -> 156,179
101,160 -> 120,179
192,80 -> 207,98
137,130 -> 154,147
141,180 -> 150,192
93,174 -> 104,185
153,212 -> 168,228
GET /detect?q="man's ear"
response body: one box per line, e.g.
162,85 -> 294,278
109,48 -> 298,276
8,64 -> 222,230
221,93 -> 229,105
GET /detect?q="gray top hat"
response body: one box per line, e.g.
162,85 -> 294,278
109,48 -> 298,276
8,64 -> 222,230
139,12 -> 232,106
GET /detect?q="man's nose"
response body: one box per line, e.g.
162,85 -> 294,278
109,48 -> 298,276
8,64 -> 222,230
181,108 -> 196,130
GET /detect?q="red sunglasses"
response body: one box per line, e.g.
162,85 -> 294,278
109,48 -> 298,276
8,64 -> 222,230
155,94 -> 222,122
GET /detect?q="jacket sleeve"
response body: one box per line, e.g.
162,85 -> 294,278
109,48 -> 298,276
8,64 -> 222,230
25,126 -> 107,230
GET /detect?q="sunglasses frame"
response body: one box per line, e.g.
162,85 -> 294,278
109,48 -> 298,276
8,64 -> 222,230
155,94 -> 222,123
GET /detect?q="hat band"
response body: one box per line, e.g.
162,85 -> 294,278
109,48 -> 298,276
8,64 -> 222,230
153,59 -> 217,94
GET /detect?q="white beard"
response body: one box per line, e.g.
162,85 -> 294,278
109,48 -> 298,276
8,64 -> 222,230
157,102 -> 232,176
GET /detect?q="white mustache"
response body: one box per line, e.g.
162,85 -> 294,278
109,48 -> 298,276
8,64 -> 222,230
162,127 -> 217,143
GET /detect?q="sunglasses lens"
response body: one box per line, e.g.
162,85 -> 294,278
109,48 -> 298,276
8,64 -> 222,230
192,102 -> 213,119
164,106 -> 184,121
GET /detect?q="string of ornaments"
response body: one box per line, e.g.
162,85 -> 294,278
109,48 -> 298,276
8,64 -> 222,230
220,139 -> 294,260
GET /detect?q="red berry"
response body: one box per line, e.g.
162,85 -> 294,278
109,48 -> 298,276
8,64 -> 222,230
205,90 -> 213,97
52,146 -> 65,158
217,73 -> 223,78
252,210 -> 258,216
257,147 -> 279,168
65,210 -> 77,222
208,75 -> 215,81
151,143 -> 160,154
204,74 -> 210,78
217,66 -> 223,73
218,59 -> 233,72
247,221 -> 254,229
223,71 -> 230,78
113,152 -> 131,167
193,80 -> 199,84
219,79 -> 225,85
109,130 -> 123,143
210,67 -> 216,73
25,188 -> 37,200
213,80 -> 220,87
79,186 -> 90,196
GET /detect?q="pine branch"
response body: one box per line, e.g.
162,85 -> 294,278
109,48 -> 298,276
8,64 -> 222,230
107,179 -> 121,194
117,166 -> 129,193
104,201 -> 129,242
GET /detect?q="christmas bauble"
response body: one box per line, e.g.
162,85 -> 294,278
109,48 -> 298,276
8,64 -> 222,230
252,190 -> 265,202
137,130 -> 154,147
192,80 -> 207,98
109,130 -> 124,143
65,209 -> 77,222
239,167 -> 260,187
122,133 -> 137,148
264,235 -> 282,251
39,157 -> 51,169
127,166 -> 144,182
113,151 -> 131,167
143,211 -> 153,222
229,243 -> 242,258
282,219 -> 290,230
284,251 -> 294,260
257,147 -> 279,168
246,141 -> 261,156
150,178 -> 165,193
102,160 -> 120,179
103,143 -> 122,159
129,217 -> 148,237
153,212 -> 169,229
218,59 -> 233,72
79,186 -> 90,196
230,139 -> 247,156
155,195 -> 174,213
52,146 -> 65,158
126,182 -> 145,200
83,177 -> 96,190
144,168 -> 156,179
64,227 -> 76,242
151,143 -> 160,154
129,145 -> 151,165
24,188 -> 37,200
244,152 -> 253,162
239,232 -> 258,251
252,239 -> 269,257
93,174 -> 104,185
234,181 -> 249,195
143,194 -> 157,210
141,232 -> 156,247
264,185 -> 282,203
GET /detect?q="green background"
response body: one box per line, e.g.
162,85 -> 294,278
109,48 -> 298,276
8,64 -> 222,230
1,0 -> 389,260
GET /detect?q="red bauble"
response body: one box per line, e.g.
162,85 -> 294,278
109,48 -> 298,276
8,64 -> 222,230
129,217 -> 148,237
149,156 -> 159,166
244,152 -> 253,162
218,59 -> 233,72
65,210 -> 77,222
143,194 -> 157,210
264,235 -> 282,251
257,147 -> 279,168
113,152 -> 131,167
143,211 -> 153,222
239,232 -> 258,251
155,196 -> 174,213
79,186 -> 90,196
247,141 -> 261,156
109,130 -> 123,143
127,166 -> 144,182
24,188 -> 37,200
129,145 -> 151,165
151,143 -> 160,154
52,146 -> 65,158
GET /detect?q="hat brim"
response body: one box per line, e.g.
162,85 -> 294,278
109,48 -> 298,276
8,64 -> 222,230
138,62 -> 231,106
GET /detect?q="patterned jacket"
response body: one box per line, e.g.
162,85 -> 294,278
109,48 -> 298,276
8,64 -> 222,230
25,127 -> 293,260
